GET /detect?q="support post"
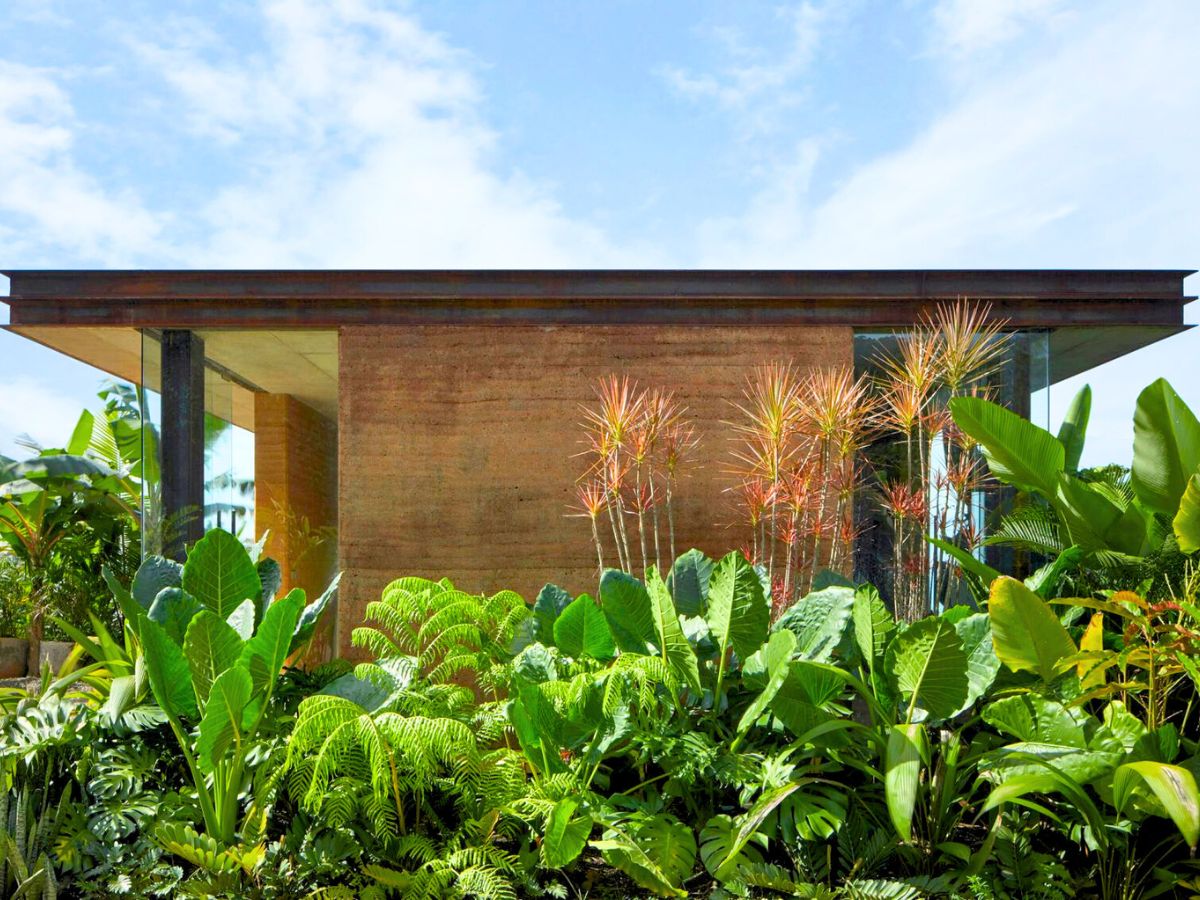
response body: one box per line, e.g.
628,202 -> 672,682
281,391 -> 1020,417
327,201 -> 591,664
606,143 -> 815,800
161,330 -> 206,560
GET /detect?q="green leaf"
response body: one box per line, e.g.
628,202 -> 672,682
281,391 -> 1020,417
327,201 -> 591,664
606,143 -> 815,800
647,567 -> 701,694
139,614 -> 198,720
699,815 -> 766,884
1132,378 -> 1200,516
927,536 -> 1001,588
1057,384 -> 1091,473
988,576 -> 1076,682
226,599 -> 255,640
183,611 -> 245,710
667,549 -> 714,617
852,584 -> 895,675
954,613 -> 1001,713
131,555 -> 182,609
181,529 -> 262,619
738,630 -> 798,734
1174,474 -> 1200,554
290,573 -> 341,655
239,588 -> 303,699
256,558 -> 282,606
1114,761 -> 1200,849
553,594 -> 616,660
542,798 -> 592,868
705,551 -> 770,662
599,570 -> 656,654
720,782 -> 802,878
596,814 -> 695,897
887,617 -> 968,723
196,666 -> 252,773
534,583 -> 573,640
774,585 -> 855,662
886,724 -> 926,843
983,695 -> 1086,747
148,588 -> 203,645
950,395 -> 1064,497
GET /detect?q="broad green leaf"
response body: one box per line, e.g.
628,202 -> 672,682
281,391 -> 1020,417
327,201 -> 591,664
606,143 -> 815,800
181,528 -> 262,619
1132,378 -> 1200,516
1113,761 -> 1200,849
988,576 -> 1076,682
773,585 -> 855,662
738,630 -> 798,734
595,815 -> 693,898
553,593 -> 616,660
1174,474 -> 1200,554
705,551 -> 770,662
886,724 -> 926,843
139,615 -> 197,720
226,599 -> 256,640
950,395 -> 1064,497
666,549 -> 714,617
1024,545 -> 1084,599
542,798 -> 592,868
131,555 -> 182,609
148,588 -> 203,645
196,666 -> 252,773
888,617 -> 968,723
290,573 -> 341,655
239,588 -> 303,699
647,567 -> 701,694
1054,475 -> 1147,555
983,695 -> 1087,747
718,782 -> 802,878
851,584 -> 894,675
599,570 -> 655,654
534,583 -> 572,640
954,613 -> 1000,712
927,536 -> 1001,588
1057,384 -> 1091,473
256,558 -> 281,607
183,611 -> 245,710
1078,613 -> 1106,690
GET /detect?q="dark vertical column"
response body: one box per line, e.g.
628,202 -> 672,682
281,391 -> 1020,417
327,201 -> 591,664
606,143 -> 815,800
984,332 -> 1032,577
161,330 -> 205,560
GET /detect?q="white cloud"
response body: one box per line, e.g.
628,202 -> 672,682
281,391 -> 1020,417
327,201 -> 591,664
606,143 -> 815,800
931,0 -> 1071,59
126,0 -> 636,268
0,376 -> 85,459
0,61 -> 165,265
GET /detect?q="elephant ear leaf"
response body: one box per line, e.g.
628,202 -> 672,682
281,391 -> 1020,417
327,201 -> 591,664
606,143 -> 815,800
1132,378 -> 1200,517
1057,384 -> 1091,473
183,611 -> 245,710
290,573 -> 341,655
131,555 -> 182,610
240,588 -> 304,699
647,567 -> 701,694
554,594 -> 615,660
140,614 -> 198,720
950,396 -> 1063,497
887,617 -> 968,723
667,549 -> 714,617
148,588 -> 203,645
542,798 -> 593,868
705,551 -> 769,662
988,576 -> 1076,683
182,529 -> 262,619
599,570 -> 656,654
196,666 -> 252,773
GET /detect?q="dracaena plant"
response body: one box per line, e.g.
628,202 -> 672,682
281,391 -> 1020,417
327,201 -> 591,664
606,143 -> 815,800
116,529 -> 338,865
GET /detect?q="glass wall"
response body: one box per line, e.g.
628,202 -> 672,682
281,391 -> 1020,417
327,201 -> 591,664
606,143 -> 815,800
139,332 -> 255,557
852,328 -> 1051,614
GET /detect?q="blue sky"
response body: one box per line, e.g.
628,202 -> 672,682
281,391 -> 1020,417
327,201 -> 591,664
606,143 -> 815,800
0,0 -> 1197,465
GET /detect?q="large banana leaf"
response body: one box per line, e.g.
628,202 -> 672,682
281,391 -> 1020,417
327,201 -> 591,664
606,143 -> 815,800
950,396 -> 1064,497
1132,378 -> 1200,516
987,577 -> 1075,683
1056,384 -> 1091,473
887,617 -> 968,723
1174,473 -> 1200,554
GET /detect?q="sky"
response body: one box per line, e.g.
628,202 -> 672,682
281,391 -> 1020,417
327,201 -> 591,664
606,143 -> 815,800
0,0 -> 1197,466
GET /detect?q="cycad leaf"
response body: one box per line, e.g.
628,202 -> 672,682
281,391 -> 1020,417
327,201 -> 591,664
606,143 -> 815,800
1132,378 -> 1200,516
988,576 -> 1075,682
553,594 -> 615,660
647,567 -> 701,694
181,528 -> 262,618
950,396 -> 1064,497
887,617 -> 968,722
1057,384 -> 1091,473
705,551 -> 770,663
599,570 -> 655,654
183,610 -> 245,709
196,666 -> 252,773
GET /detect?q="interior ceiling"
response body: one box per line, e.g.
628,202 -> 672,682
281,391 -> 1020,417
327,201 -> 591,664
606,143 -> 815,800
7,326 -> 339,430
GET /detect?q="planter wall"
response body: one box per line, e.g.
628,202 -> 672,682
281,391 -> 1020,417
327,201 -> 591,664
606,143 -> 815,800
0,637 -> 27,678
37,640 -> 75,674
